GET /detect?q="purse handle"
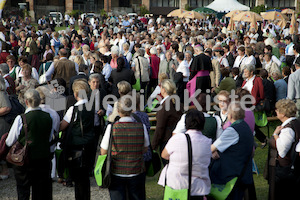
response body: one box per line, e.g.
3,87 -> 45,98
20,114 -> 29,143
164,133 -> 193,200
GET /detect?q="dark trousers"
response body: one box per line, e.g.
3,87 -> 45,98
13,158 -> 52,200
109,173 -> 146,200
147,78 -> 158,99
196,76 -> 211,94
69,166 -> 91,200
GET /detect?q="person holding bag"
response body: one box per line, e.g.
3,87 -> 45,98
158,109 -> 212,200
100,95 -> 149,200
60,80 -> 95,200
6,89 -> 53,200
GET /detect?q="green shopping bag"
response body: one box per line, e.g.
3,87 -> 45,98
209,177 -> 238,200
145,99 -> 160,113
132,78 -> 141,91
254,111 -> 268,127
164,185 -> 188,200
94,154 -> 107,186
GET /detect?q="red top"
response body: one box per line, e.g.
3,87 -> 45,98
164,42 -> 171,50
149,55 -> 160,79
90,41 -> 95,51
242,76 -> 265,105
10,40 -> 18,47
0,52 -> 10,64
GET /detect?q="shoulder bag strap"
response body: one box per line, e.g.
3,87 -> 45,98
185,133 -> 193,200
137,57 -> 142,82
20,114 -> 28,143
107,122 -> 115,162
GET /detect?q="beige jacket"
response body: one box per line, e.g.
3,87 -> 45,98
210,59 -> 221,88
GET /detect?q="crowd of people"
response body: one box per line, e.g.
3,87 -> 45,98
0,11 -> 300,200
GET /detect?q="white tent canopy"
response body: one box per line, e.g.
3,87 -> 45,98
206,0 -> 250,13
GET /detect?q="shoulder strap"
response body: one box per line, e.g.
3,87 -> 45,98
185,133 -> 193,200
20,114 -> 28,142
137,57 -> 142,81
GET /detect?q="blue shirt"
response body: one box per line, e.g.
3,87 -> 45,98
274,79 -> 287,101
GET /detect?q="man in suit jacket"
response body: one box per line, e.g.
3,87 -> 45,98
69,64 -> 89,95
41,28 -> 52,52
224,45 -> 234,69
45,49 -> 79,94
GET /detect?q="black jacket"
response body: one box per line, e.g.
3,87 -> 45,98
109,68 -> 136,98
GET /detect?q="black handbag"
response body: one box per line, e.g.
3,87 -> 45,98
67,109 -> 87,168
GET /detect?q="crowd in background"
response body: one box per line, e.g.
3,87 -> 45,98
0,12 -> 300,200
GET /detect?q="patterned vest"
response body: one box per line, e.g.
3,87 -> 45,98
111,122 -> 145,175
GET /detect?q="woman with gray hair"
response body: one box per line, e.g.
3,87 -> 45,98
131,48 -> 150,92
6,89 -> 53,199
242,64 -> 264,106
0,76 -> 11,180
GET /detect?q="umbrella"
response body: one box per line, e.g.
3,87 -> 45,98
225,10 -> 242,18
193,7 -> 217,14
232,11 -> 263,22
227,17 -> 235,31
179,11 -> 205,20
250,17 -> 258,31
281,8 -> 295,14
290,12 -> 297,35
277,18 -> 287,29
261,11 -> 288,21
266,9 -> 281,12
167,9 -> 187,17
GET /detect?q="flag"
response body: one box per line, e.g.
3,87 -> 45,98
0,0 -> 6,19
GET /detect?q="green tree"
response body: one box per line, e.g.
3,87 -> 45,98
251,5 -> 266,14
140,5 -> 150,16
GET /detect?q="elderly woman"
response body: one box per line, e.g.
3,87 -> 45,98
100,95 -> 149,200
210,102 -> 254,199
152,79 -> 183,165
6,89 -> 53,199
15,64 -> 39,107
267,99 -> 300,200
263,53 -> 280,76
0,76 -> 11,180
242,64 -> 264,106
132,48 -> 150,92
159,109 -> 212,199
60,80 -> 95,200
123,43 -> 132,63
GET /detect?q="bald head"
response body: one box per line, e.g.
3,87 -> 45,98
59,49 -> 68,57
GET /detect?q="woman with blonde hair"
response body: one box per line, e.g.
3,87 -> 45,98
152,79 -> 183,165
74,55 -> 85,66
50,32 -> 61,56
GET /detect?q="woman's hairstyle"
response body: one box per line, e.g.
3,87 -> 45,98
245,46 -> 254,56
18,55 -> 28,63
74,55 -> 85,66
117,57 -> 125,72
158,73 -> 168,83
91,53 -> 100,61
117,95 -> 132,116
0,76 -> 6,91
235,88 -> 253,108
36,86 -> 50,104
228,101 -> 245,120
282,66 -> 291,76
24,89 -> 41,108
100,55 -> 109,63
161,79 -> 176,96
275,99 -> 297,118
89,73 -> 101,83
117,81 -> 132,96
244,64 -> 255,73
217,90 -> 230,100
22,64 -> 32,74
94,61 -> 103,73
220,68 -> 230,77
237,46 -> 245,52
53,32 -> 59,38
6,55 -> 16,62
185,109 -> 205,131
122,43 -> 129,51
259,69 -> 268,79
45,53 -> 54,61
72,80 -> 90,96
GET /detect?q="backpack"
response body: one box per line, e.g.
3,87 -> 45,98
4,95 -> 25,125
288,119 -> 300,176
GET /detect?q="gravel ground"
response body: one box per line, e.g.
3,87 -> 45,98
0,169 -> 110,200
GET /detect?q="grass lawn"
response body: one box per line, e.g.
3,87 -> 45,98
145,120 -> 281,200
